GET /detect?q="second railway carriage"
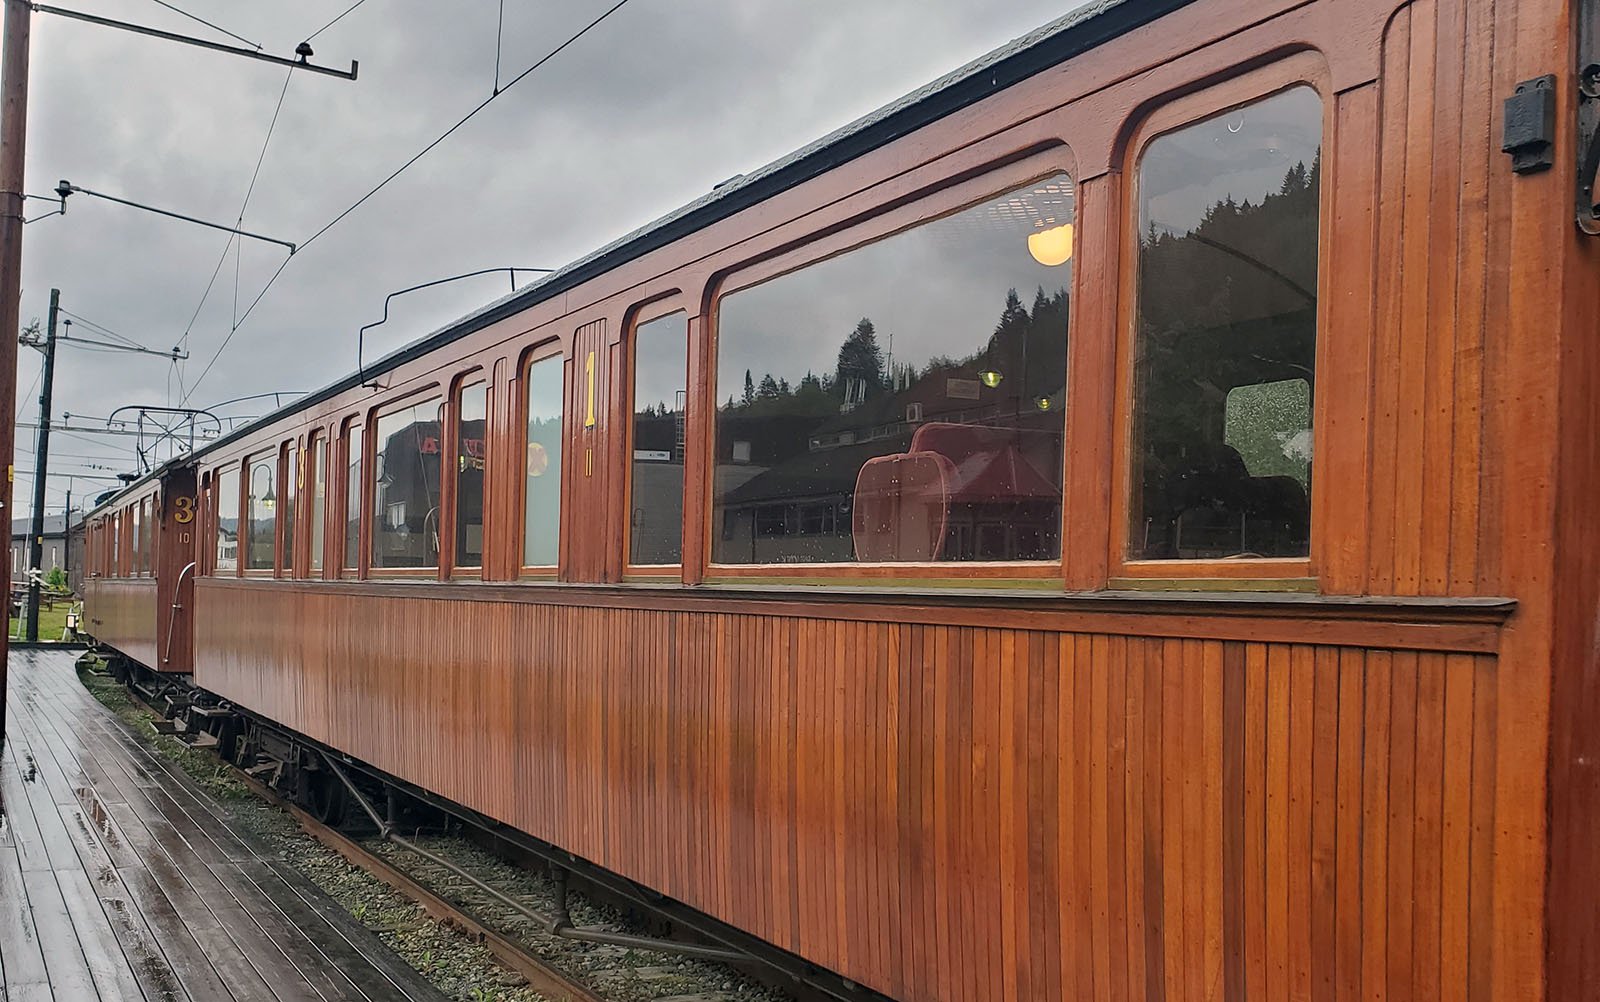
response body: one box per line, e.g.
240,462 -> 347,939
82,0 -> 1600,1000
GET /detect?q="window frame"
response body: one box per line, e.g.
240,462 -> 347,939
213,460 -> 244,578
517,342 -> 566,576
307,429 -> 327,577
242,450 -> 278,577
1110,53 -> 1331,586
367,387 -> 444,578
339,414 -> 367,579
278,439 -> 298,578
702,147 -> 1079,583
623,302 -> 690,578
446,369 -> 489,579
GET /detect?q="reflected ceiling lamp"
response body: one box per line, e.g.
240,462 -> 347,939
1027,222 -> 1075,266
979,369 -> 1004,389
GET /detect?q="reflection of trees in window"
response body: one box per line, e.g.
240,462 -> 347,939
713,173 -> 1075,566
630,314 -> 687,566
1131,85 -> 1321,561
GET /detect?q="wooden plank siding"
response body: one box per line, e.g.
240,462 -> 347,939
195,580 -> 1499,1002
72,0 -> 1596,998
82,579 -> 159,670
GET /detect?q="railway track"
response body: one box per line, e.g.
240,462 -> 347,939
234,771 -> 610,1002
103,669 -> 792,1002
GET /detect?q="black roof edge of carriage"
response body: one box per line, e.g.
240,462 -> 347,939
85,0 -> 1192,516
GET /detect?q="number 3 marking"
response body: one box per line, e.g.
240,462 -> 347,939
173,496 -> 196,524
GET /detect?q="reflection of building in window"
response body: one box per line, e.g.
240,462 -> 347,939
1130,86 -> 1322,561
713,175 -> 1075,565
216,466 -> 239,573
630,315 -> 687,565
372,400 -> 443,570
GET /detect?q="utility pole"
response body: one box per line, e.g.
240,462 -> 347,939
25,288 -> 57,641
0,0 -> 35,742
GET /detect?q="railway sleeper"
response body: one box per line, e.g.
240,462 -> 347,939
105,663 -> 890,1002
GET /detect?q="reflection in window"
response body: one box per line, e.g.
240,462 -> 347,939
130,502 -> 142,576
713,175 -> 1073,565
246,454 -> 276,571
373,398 -> 443,570
141,499 -> 153,574
455,383 -> 488,569
523,356 -> 563,566
216,466 -> 239,573
1130,86 -> 1321,560
283,445 -> 298,574
344,423 -> 363,570
309,434 -> 326,574
630,313 -> 687,565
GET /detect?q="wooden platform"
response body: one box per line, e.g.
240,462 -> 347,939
0,649 -> 446,1002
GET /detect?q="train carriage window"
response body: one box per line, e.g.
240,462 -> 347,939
1129,85 -> 1322,561
523,355 -> 564,568
372,397 -> 444,570
142,497 -> 154,575
111,511 -> 121,575
454,382 -> 488,570
343,421 -> 363,572
245,453 -> 276,571
215,465 -> 239,574
713,173 -> 1074,565
282,444 -> 298,575
130,502 -> 142,577
629,312 -> 687,566
309,432 -> 326,574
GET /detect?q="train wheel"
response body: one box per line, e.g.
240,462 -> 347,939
306,768 -> 348,827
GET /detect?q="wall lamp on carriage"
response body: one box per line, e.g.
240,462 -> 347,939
53,180 -> 297,254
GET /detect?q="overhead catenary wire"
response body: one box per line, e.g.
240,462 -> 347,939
146,0 -> 260,50
305,0 -> 367,43
179,64 -> 296,356
181,0 -> 636,406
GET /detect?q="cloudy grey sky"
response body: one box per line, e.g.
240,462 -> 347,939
7,0 -> 1092,515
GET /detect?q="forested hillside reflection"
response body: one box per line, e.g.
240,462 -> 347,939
1131,85 -> 1322,560
714,174 -> 1075,565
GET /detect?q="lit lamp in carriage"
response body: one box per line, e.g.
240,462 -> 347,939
1027,221 -> 1075,267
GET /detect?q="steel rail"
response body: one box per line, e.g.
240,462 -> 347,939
229,768 -> 609,1002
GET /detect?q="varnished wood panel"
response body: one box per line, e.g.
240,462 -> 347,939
82,578 -> 158,669
196,579 -> 1502,1002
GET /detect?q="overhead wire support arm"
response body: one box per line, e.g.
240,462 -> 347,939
57,333 -> 187,360
30,4 -> 358,79
357,267 -> 553,389
55,181 -> 296,253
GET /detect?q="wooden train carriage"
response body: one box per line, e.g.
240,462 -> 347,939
82,463 -> 198,673
102,0 -> 1598,998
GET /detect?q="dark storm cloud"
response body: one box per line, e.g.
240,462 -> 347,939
9,0 -> 1091,510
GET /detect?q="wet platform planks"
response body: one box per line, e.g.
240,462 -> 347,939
0,649 -> 446,1002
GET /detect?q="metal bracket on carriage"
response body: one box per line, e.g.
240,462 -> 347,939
1578,0 -> 1600,234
